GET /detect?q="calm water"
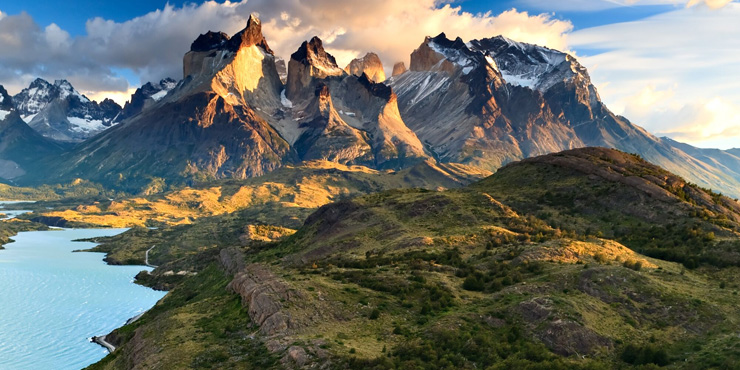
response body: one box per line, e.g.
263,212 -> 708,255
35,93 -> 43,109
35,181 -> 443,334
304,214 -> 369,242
0,200 -> 33,219
0,228 -> 167,370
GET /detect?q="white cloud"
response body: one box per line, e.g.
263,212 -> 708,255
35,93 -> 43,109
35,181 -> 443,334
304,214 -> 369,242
0,1 -> 572,104
83,88 -> 138,106
686,0 -> 735,8
519,0 -> 736,11
570,4 -> 740,149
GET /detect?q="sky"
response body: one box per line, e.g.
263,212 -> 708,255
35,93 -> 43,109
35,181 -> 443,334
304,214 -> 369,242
0,0 -> 738,149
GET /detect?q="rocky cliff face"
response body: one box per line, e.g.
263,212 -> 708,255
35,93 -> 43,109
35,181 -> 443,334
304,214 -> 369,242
6,21 -> 740,197
286,37 -> 346,101
285,38 -> 427,169
12,79 -> 122,142
344,52 -> 386,83
392,62 -> 407,77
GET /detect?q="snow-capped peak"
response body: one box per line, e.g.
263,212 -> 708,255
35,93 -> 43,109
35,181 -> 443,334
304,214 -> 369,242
469,36 -> 581,92
413,33 -> 500,78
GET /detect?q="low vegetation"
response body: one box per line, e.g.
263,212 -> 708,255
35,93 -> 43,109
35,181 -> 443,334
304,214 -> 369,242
8,148 -> 738,369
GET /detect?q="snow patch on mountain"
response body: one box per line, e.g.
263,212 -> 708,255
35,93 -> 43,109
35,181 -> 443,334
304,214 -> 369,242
68,116 -> 107,133
428,41 -> 476,75
21,114 -> 37,123
470,36 -> 578,92
0,110 -> 9,120
151,90 -> 168,101
280,89 -> 293,108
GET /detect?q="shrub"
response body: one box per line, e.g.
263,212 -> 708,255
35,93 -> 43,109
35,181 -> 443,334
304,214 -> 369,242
369,309 -> 381,320
621,343 -> 670,366
463,276 -> 485,291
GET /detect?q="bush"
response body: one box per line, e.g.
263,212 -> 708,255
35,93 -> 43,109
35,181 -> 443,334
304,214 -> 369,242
621,344 -> 670,366
623,259 -> 643,271
369,309 -> 381,320
463,276 -> 485,291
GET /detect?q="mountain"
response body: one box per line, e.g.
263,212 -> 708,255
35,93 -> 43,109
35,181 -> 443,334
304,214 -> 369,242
84,147 -> 740,369
12,79 -> 122,142
119,78 -> 177,120
344,52 -> 386,82
4,21 -> 740,199
0,85 -> 13,116
391,62 -> 407,77
0,86 -> 66,181
388,33 -> 740,197
16,17 -> 429,191
663,137 -> 740,196
284,37 -> 427,169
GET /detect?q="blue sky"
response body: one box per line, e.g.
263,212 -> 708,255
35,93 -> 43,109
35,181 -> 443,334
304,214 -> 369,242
0,0 -> 681,36
0,0 -> 738,149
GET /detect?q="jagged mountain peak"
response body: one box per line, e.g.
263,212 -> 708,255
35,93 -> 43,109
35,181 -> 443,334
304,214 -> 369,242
469,36 -> 589,93
28,78 -> 52,89
410,32 -> 499,78
188,15 -> 271,55
190,31 -> 230,52
181,14 -> 282,109
344,52 -> 385,83
392,62 -> 407,77
120,77 -> 178,120
291,36 -> 341,72
229,14 -> 273,54
0,85 -> 13,112
286,36 -> 345,100
12,77 -> 122,142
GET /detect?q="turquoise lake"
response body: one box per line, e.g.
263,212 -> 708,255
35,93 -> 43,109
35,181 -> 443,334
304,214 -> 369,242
0,228 -> 167,370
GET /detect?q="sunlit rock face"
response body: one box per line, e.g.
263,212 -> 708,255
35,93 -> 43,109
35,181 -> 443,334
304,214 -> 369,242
392,62 -> 407,77
286,36 -> 346,101
388,32 -> 740,196
180,15 -> 283,109
285,37 -> 427,169
344,52 -> 386,83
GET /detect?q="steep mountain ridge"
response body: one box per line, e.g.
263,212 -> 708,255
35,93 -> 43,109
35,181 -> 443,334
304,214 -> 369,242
20,17 -> 427,191
12,79 -> 122,142
2,21 -> 740,198
389,33 -> 740,197
119,78 -> 177,120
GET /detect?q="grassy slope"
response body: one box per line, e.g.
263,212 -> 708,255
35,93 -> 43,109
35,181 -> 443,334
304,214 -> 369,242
91,148 -> 740,369
472,147 -> 740,268
71,160 -> 489,268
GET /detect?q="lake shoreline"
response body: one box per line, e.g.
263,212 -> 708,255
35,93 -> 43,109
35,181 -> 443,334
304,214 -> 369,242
0,228 -> 166,370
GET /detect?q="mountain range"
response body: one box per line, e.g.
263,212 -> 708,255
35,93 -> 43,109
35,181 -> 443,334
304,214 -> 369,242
0,15 -> 739,198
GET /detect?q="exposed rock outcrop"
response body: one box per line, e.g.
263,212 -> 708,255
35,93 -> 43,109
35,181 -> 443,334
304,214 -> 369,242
344,52 -> 386,82
227,263 -> 306,336
392,61 -> 407,77
286,36 -> 345,100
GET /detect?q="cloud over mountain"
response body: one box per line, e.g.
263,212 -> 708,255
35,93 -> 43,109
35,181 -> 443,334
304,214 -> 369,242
0,1 -> 571,103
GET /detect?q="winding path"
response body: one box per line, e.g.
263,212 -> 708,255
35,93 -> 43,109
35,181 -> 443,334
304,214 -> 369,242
145,245 -> 158,268
92,335 -> 116,353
